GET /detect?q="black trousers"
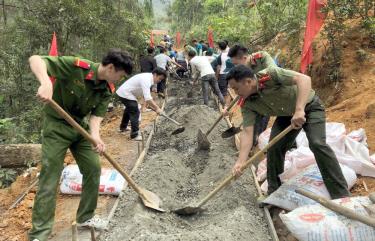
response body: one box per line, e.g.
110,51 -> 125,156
218,74 -> 228,96
253,114 -> 270,147
157,79 -> 166,94
266,96 -> 350,199
119,97 -> 139,138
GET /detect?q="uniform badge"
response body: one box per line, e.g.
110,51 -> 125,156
258,74 -> 271,90
107,83 -> 115,93
85,71 -> 94,80
252,52 -> 263,60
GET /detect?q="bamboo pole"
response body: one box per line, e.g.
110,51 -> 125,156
296,188 -> 375,228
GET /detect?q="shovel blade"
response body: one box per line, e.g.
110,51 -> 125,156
172,127 -> 185,135
139,188 -> 166,212
173,206 -> 205,216
221,127 -> 241,139
197,129 -> 210,150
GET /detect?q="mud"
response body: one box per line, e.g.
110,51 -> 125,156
102,80 -> 271,241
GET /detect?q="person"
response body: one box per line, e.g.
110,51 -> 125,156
175,50 -> 188,78
205,49 -> 216,63
116,68 -> 166,140
200,40 -> 208,54
188,50 -> 225,107
154,48 -> 183,98
226,65 -> 350,199
216,40 -> 230,104
192,39 -> 203,56
28,49 -> 133,241
228,44 -> 277,147
184,44 -> 197,55
140,47 -> 157,73
228,44 -> 276,73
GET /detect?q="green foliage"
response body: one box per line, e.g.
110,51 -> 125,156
0,0 -> 151,144
168,0 -> 309,47
0,167 -> 17,188
322,0 -> 374,82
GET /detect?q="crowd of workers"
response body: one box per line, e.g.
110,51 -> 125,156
27,33 -> 350,241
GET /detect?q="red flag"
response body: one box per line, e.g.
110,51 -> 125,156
207,29 -> 214,48
49,32 -> 58,56
150,31 -> 154,48
300,0 -> 327,73
176,32 -> 181,49
49,32 -> 58,84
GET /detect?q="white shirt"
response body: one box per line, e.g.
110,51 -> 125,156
116,73 -> 154,101
154,54 -> 172,70
219,50 -> 229,74
189,56 -> 215,78
205,55 -> 215,63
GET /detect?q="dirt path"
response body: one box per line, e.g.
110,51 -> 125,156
102,80 -> 271,241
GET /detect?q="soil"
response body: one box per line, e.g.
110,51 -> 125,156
102,80 -> 271,241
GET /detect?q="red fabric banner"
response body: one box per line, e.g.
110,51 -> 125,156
150,31 -> 154,48
176,32 -> 181,49
49,32 -> 58,56
300,0 -> 327,73
207,29 -> 214,48
49,32 -> 58,84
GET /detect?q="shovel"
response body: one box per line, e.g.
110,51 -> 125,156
157,111 -> 185,135
221,122 -> 243,139
175,125 -> 293,215
197,96 -> 240,150
48,99 -> 165,212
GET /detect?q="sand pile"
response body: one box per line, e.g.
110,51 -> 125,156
102,81 -> 270,241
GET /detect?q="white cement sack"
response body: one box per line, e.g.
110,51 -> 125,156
257,147 -> 314,184
256,123 -> 375,185
279,147 -> 316,182
280,196 -> 375,241
60,164 -> 125,196
347,128 -> 368,146
263,164 -> 357,211
258,128 -> 271,150
256,158 -> 268,182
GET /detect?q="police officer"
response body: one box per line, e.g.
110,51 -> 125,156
226,65 -> 350,199
227,44 -> 276,147
28,49 -> 133,241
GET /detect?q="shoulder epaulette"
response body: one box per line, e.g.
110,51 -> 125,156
74,58 -> 91,69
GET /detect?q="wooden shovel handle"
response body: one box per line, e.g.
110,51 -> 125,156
160,112 -> 181,126
197,125 -> 293,208
48,99 -> 145,197
296,188 -> 375,228
206,95 -> 241,136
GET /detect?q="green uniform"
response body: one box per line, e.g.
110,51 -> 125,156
247,51 -> 277,73
29,56 -> 112,241
184,45 -> 197,55
241,66 -> 350,199
245,51 -> 277,146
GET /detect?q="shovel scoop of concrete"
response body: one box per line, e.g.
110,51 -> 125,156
173,205 -> 206,216
197,129 -> 210,150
